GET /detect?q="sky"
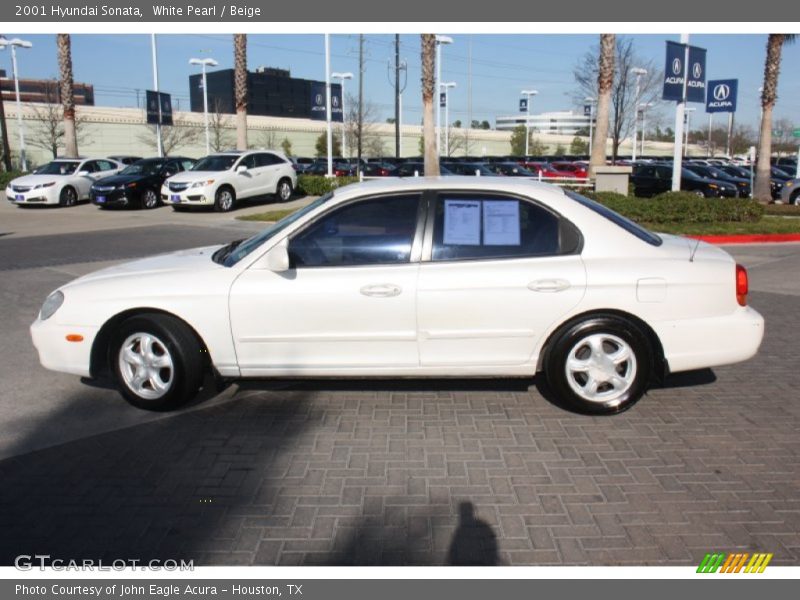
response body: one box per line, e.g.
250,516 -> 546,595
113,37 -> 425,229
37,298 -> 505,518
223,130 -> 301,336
2,33 -> 799,133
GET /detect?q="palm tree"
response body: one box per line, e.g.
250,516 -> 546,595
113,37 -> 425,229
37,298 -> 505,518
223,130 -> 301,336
57,34 -> 78,158
421,34 -> 438,176
589,34 -> 615,176
234,34 -> 248,150
754,34 -> 796,203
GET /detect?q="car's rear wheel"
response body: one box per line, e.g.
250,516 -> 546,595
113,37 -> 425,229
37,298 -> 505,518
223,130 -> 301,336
141,188 -> 159,209
214,186 -> 236,212
59,186 -> 77,207
276,178 -> 293,203
111,313 -> 204,411
542,315 -> 653,415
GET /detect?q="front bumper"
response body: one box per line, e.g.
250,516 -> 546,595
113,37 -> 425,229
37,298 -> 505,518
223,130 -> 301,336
91,188 -> 134,207
30,317 -> 99,378
6,185 -> 59,205
655,306 -> 765,374
161,185 -> 213,206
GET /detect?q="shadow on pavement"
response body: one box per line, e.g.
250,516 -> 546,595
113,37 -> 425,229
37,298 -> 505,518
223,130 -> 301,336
447,502 -> 500,566
240,377 -> 536,394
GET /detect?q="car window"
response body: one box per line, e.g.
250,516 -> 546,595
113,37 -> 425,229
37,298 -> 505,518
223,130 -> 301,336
259,153 -> 286,167
566,190 -> 661,247
180,159 -> 194,171
238,154 -> 259,169
289,194 -> 421,268
96,160 -> 116,172
431,194 -> 579,262
80,161 -> 98,173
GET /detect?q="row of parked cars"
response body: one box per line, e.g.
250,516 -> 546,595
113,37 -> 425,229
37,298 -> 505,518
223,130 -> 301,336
5,150 -> 298,212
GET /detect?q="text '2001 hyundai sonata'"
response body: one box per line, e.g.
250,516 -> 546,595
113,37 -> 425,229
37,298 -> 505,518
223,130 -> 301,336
30,177 -> 764,415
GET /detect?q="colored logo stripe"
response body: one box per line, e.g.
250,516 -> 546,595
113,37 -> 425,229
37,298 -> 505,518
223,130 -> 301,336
697,552 -> 773,573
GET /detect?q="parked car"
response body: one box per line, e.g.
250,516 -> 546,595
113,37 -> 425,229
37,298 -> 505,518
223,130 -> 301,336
441,162 -> 498,176
631,164 -> 738,198
485,162 -> 538,177
108,155 -> 143,166
161,150 -> 296,212
684,164 -> 750,198
292,157 -> 315,174
521,161 -> 573,178
718,165 -> 785,199
30,177 -> 764,415
395,162 -> 454,177
304,161 -> 356,177
550,162 -> 589,179
6,158 -> 122,207
91,157 -> 195,209
780,179 -> 800,205
361,163 -> 397,177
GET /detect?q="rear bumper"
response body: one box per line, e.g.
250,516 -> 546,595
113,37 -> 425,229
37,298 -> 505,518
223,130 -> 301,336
655,306 -> 765,374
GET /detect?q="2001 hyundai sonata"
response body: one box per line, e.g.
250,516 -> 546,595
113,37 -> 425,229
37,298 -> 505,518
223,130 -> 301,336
30,178 -> 764,415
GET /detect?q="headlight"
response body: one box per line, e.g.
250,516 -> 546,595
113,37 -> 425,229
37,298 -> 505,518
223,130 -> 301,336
708,184 -> 718,189
34,182 -> 56,189
786,181 -> 794,187
126,182 -> 137,188
190,179 -> 214,188
40,290 -> 64,321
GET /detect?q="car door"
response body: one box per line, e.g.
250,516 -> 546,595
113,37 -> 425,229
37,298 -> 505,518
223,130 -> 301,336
416,191 -> 586,368
632,166 -> 656,196
234,154 -> 260,198
229,193 -> 424,374
258,152 -> 286,194
73,160 -> 100,198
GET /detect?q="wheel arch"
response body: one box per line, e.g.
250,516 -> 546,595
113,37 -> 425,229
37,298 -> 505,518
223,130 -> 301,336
535,308 -> 667,382
90,307 -> 210,379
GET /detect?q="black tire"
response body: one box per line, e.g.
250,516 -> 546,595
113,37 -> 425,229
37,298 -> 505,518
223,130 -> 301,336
141,188 -> 160,209
542,314 -> 653,415
276,178 -> 293,203
59,186 -> 78,207
791,190 -> 800,206
214,186 -> 236,212
111,313 -> 204,411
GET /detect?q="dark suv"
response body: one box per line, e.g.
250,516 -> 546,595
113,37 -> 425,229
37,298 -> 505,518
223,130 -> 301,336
632,164 -> 738,198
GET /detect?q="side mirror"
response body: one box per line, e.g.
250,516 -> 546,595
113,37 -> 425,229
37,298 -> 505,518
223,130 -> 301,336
265,243 -> 290,273
77,170 -> 89,176
236,165 -> 248,174
162,170 -> 175,178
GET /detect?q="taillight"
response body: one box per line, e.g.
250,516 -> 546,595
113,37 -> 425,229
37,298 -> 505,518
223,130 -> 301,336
735,264 -> 748,306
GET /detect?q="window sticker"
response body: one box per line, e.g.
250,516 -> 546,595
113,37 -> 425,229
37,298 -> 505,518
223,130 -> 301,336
483,200 -> 520,246
443,199 -> 481,246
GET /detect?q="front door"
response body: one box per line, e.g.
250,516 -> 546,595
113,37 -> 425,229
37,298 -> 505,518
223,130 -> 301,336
229,193 -> 424,375
416,192 -> 587,368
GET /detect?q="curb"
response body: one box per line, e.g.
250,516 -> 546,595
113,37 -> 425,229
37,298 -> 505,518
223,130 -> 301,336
685,233 -> 800,244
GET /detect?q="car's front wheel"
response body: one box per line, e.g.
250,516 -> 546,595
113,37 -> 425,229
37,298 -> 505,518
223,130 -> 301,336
141,188 -> 159,209
542,315 -> 653,415
276,178 -> 293,203
214,186 -> 236,212
791,190 -> 800,206
111,313 -> 204,411
59,186 -> 77,207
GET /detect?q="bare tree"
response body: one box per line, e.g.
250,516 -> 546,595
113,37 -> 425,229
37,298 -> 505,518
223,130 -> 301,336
421,34 -> 438,176
234,34 -> 248,150
138,119 -> 201,156
28,81 -> 86,158
255,128 -> 277,150
343,94 -> 386,158
576,36 -> 662,163
57,34 -> 79,158
209,99 -> 233,152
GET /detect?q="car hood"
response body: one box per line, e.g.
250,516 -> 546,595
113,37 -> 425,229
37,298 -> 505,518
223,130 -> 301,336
166,171 -> 223,184
8,174 -> 72,187
65,245 -> 226,288
93,174 -> 151,187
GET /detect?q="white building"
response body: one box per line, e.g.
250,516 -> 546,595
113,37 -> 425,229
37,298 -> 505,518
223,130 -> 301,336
495,110 -> 592,136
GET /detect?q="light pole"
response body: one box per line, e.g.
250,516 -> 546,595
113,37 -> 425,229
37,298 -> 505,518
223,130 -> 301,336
441,82 -> 456,156
671,34 -> 690,191
331,72 -> 353,159
684,107 -> 696,157
151,34 -> 163,157
520,89 -> 538,156
189,57 -> 218,155
434,35 -> 453,156
638,102 -> 654,157
585,96 -> 596,157
630,67 -> 647,162
0,37 -> 33,171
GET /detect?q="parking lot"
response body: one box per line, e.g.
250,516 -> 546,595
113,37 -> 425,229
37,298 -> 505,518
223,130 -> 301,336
0,197 -> 798,566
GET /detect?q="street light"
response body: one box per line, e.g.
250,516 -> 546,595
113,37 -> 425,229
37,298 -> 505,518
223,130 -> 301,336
630,67 -> 647,162
520,89 -> 538,157
684,107 -> 696,157
441,82 -> 457,156
331,72 -> 353,159
434,35 -> 453,156
638,102 -> 654,157
585,96 -> 596,157
0,37 -> 33,171
189,57 -> 219,155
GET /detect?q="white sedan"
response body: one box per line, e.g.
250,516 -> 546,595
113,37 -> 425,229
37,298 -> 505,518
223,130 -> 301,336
30,178 -> 764,415
6,158 -> 122,206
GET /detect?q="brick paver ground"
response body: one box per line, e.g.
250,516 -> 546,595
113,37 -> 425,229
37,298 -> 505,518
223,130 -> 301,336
1,290 -> 798,566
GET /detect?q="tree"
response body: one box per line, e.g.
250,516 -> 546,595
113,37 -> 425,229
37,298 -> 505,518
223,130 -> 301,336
569,136 -> 589,155
554,143 -> 567,155
209,99 -> 233,152
445,127 -> 471,157
771,117 -> 797,155
234,34 -> 248,150
421,34 -> 438,176
138,119 -> 201,155
57,34 -> 78,158
343,94 -> 386,159
577,36 -> 662,165
755,34 -> 796,202
315,132 -> 341,158
28,80 -> 86,158
280,137 -> 293,156
480,120 -> 491,130
509,125 -> 545,156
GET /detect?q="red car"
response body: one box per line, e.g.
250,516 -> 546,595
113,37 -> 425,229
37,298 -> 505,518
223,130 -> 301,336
550,161 -> 589,179
519,161 -> 573,179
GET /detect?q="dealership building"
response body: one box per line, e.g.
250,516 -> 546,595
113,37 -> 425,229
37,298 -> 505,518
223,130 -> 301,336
495,110 -> 592,135
0,69 -> 95,105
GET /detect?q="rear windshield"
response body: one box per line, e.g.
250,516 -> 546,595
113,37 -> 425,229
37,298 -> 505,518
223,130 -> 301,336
565,190 -> 662,246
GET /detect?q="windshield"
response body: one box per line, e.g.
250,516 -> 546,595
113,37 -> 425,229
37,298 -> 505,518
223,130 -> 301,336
36,161 -> 80,175
121,160 -> 163,176
222,193 -> 334,267
192,155 -> 238,172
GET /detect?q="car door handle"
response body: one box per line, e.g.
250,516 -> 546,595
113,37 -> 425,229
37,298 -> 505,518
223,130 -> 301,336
528,279 -> 571,293
360,284 -> 402,298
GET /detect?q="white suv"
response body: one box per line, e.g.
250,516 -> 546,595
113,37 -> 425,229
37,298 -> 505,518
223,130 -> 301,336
161,150 -> 297,212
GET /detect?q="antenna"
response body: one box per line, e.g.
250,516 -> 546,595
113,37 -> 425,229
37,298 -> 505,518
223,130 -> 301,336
689,237 -> 702,262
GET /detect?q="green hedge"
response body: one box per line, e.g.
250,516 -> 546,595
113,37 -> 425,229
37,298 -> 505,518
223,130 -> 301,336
583,191 -> 764,224
296,175 -> 359,196
764,203 -> 800,215
0,171 -> 25,189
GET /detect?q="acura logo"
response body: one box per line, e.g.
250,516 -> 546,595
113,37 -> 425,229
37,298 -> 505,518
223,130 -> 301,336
315,93 -> 323,105
672,58 -> 682,75
692,62 -> 702,79
332,96 -> 340,108
713,84 -> 730,101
